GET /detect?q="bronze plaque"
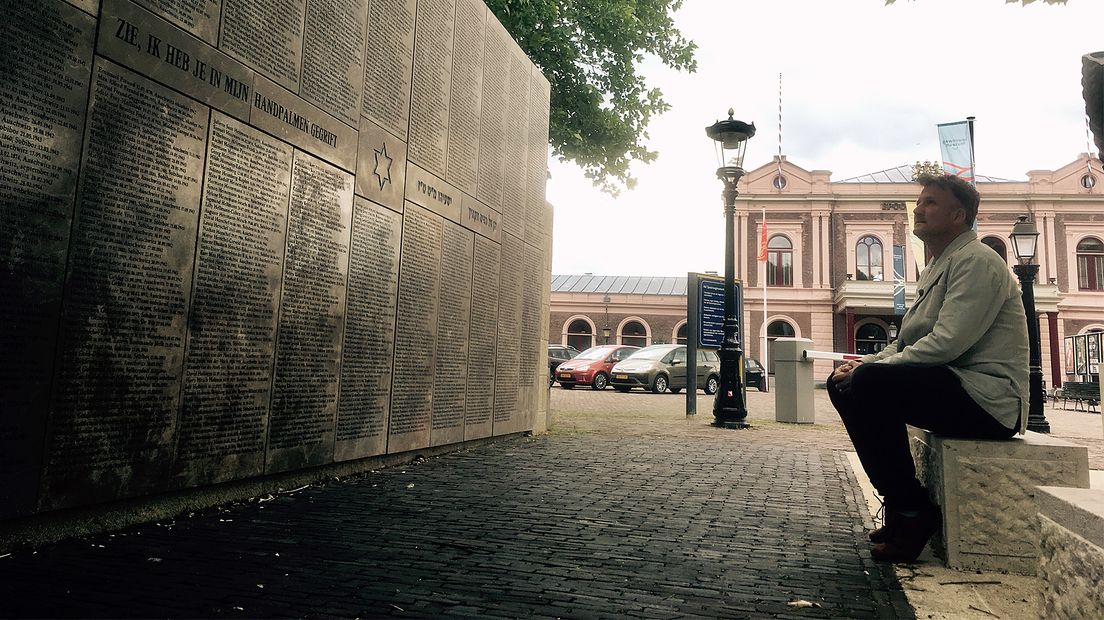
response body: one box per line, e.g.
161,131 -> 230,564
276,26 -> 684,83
492,233 -> 523,435
335,196 -> 402,461
500,44 -> 530,240
431,221 -> 473,447
0,0 -> 95,519
301,0 -> 367,128
475,14 -> 508,209
388,204 -> 443,454
445,0 -> 485,195
407,0 -> 454,178
464,236 -> 499,440
267,150 -> 354,474
100,0 -> 255,121
220,0 -> 306,92
251,75 -> 358,172
525,68 -> 551,246
176,112 -> 293,487
134,0 -> 222,44
355,115 -> 406,212
39,58 -> 208,510
362,0 -> 416,141
459,192 -> 501,243
404,161 -> 460,223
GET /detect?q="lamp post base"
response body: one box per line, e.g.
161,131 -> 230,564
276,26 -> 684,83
712,417 -> 751,430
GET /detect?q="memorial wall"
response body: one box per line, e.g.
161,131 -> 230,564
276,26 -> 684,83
0,0 -> 552,520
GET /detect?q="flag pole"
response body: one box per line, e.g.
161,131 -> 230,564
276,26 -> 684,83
762,207 -> 768,391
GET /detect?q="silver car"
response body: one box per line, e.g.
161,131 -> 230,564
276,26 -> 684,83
609,345 -> 721,394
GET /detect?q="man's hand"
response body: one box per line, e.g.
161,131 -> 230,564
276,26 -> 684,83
830,360 -> 862,393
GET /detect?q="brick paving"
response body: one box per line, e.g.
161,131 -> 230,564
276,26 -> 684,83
7,383 -> 1096,619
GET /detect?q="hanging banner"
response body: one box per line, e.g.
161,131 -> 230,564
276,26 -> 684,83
893,245 -> 906,315
937,121 -> 974,182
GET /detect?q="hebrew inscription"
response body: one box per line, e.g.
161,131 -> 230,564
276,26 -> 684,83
335,197 -> 402,461
220,0 -> 306,92
431,222 -> 474,446
446,0 -> 485,195
464,237 -> 499,440
407,0 -> 454,178
176,113 -> 292,486
0,0 -> 95,519
40,59 -> 208,509
301,0 -> 367,127
268,151 -> 353,473
388,205 -> 443,453
362,0 -> 416,140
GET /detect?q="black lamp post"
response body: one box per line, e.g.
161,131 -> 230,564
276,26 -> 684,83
706,109 -> 755,428
1010,215 -> 1050,433
602,294 -> 611,344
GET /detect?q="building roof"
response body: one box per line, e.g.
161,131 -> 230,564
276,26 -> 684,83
837,165 -> 1015,184
551,274 -> 689,296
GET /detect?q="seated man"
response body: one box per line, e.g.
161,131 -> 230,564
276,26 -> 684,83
828,174 -> 1028,563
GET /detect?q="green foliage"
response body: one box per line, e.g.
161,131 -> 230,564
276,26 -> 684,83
486,0 -> 697,195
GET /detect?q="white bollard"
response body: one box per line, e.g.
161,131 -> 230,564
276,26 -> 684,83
773,337 -> 815,424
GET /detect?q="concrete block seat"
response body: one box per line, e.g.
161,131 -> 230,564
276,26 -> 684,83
909,428 -> 1090,575
1036,487 -> 1104,618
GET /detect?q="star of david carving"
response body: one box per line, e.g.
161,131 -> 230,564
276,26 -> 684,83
373,144 -> 393,191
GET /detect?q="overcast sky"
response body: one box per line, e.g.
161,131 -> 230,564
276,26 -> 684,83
546,0 -> 1104,277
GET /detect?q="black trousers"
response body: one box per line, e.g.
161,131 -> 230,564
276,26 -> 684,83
827,363 -> 1016,510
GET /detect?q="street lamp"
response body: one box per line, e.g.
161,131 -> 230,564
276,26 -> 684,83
888,322 -> 898,341
1009,215 -> 1050,433
706,109 -> 755,428
602,294 -> 611,344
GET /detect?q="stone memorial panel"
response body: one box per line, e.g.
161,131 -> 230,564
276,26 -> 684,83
220,0 -> 305,92
460,193 -> 500,243
335,196 -> 401,461
40,59 -> 208,510
134,0 -> 221,44
515,244 -> 543,418
493,233 -> 523,434
431,221 -> 474,446
267,150 -> 353,473
445,0 -> 485,195
176,113 -> 292,486
65,0 -> 99,15
0,0 -> 95,519
500,45 -> 531,239
407,0 -> 454,178
388,204 -> 443,453
355,116 -> 406,212
475,15 -> 509,208
464,237 -> 499,440
525,70 -> 551,246
301,0 -> 367,128
405,162 -> 460,223
361,0 -> 416,141
100,0 -> 255,121
251,75 -> 357,171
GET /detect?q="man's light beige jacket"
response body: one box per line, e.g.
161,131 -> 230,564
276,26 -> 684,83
859,230 -> 1029,433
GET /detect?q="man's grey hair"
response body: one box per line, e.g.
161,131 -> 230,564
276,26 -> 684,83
916,174 -> 980,226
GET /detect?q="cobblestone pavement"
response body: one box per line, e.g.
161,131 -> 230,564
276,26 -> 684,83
5,383 -> 1095,619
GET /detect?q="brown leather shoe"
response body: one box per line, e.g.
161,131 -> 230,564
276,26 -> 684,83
868,523 -> 890,544
871,504 -> 941,563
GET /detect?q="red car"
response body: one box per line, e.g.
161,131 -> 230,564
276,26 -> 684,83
555,345 -> 639,390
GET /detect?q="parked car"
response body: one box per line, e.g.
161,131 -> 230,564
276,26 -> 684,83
547,344 -> 580,386
555,345 -> 639,390
609,344 -> 720,394
744,357 -> 766,391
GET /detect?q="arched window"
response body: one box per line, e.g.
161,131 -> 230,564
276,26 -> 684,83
767,235 -> 793,287
765,320 -> 796,367
855,323 -> 888,356
675,323 -> 688,345
981,236 -> 1007,263
1077,237 -> 1104,291
567,319 -> 593,352
621,321 -> 648,348
856,236 -> 883,281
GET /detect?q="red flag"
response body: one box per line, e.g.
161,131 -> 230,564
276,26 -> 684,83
757,218 -> 768,262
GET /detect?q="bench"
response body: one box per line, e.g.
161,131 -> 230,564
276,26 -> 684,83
909,428 -> 1090,574
1035,487 -> 1104,617
1061,381 -> 1100,413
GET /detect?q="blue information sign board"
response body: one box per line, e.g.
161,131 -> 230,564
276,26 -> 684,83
699,278 -> 739,348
